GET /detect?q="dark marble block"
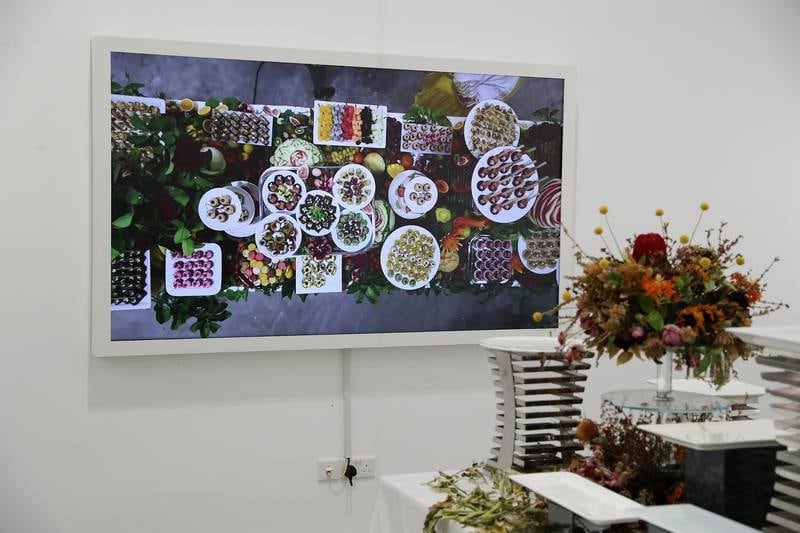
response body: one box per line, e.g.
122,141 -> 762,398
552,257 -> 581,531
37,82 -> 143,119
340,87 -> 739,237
685,445 -> 784,529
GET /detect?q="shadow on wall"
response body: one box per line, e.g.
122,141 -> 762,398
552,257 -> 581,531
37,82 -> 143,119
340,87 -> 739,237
86,349 -> 341,411
86,343 -> 494,411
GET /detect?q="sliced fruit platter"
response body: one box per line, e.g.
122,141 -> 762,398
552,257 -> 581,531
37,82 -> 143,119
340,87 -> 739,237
313,100 -> 388,149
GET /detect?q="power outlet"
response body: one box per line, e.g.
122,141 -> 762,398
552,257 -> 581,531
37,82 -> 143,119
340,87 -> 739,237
317,456 -> 376,481
351,455 -> 375,479
317,457 -> 346,481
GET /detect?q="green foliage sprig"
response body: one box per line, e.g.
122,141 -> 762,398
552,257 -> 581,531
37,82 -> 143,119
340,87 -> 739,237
424,462 -> 554,533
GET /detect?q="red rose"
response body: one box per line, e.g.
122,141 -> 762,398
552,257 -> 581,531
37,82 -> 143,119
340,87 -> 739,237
153,196 -> 181,221
632,233 -> 667,262
173,139 -> 210,172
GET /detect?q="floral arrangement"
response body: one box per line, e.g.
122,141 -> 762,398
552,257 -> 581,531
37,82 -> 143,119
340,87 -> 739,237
424,462 -> 550,533
568,406 -> 685,505
535,203 -> 787,386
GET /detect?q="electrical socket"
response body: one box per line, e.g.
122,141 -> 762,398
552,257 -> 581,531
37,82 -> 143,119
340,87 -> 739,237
317,457 -> 346,481
317,455 -> 375,481
351,455 -> 375,479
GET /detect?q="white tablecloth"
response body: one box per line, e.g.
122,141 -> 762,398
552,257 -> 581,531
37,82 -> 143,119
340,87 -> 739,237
369,472 -> 469,533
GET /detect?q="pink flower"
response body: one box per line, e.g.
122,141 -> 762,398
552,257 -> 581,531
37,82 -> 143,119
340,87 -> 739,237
631,326 -> 645,341
662,324 -> 683,347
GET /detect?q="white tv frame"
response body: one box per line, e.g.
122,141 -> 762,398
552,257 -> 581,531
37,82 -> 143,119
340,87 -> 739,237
91,36 -> 577,356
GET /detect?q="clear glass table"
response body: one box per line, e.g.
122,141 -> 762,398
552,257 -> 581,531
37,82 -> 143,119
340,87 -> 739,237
601,389 -> 732,416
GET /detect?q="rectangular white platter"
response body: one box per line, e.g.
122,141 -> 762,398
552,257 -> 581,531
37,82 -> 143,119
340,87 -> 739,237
634,504 -> 759,533
295,255 -> 343,295
728,326 -> 800,355
110,250 -> 152,311
510,471 -> 643,526
638,419 -> 789,451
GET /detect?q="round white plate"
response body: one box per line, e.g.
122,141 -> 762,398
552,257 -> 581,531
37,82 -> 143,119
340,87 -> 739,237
517,236 -> 559,274
388,170 -> 423,220
296,190 -> 340,237
332,164 -> 375,210
332,209 -> 374,253
405,175 -> 438,214
198,187 -> 243,231
463,99 -> 520,158
472,145 -> 539,223
226,181 -> 261,237
380,225 -> 441,290
226,185 -> 255,227
261,169 -> 306,214
255,213 -> 302,261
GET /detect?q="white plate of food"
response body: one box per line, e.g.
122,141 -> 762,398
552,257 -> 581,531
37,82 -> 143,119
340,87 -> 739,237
472,145 -> 539,223
518,233 -> 559,274
296,254 -> 343,294
211,109 -> 272,146
226,184 -> 255,227
332,164 -> 375,210
380,225 -> 441,290
405,175 -> 438,214
332,210 -> 374,253
388,170 -> 428,220
226,181 -> 261,237
261,169 -> 306,214
296,190 -> 340,237
400,122 -> 454,155
111,250 -> 152,310
256,213 -> 302,261
165,243 -> 222,297
198,187 -> 244,231
464,99 -> 520,158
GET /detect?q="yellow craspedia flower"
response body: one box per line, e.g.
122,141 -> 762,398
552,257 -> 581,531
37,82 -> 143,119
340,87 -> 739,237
655,209 -> 664,217
598,258 -> 610,269
562,290 -> 573,302
532,312 -> 543,322
736,255 -> 745,266
679,235 -> 689,244
599,205 -> 609,215
699,257 -> 712,268
700,202 -> 710,211
594,227 -> 604,235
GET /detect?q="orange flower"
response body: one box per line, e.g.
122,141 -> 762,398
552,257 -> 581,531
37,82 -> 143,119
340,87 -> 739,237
685,263 -> 708,282
731,273 -> 762,304
678,304 -> 724,328
642,275 -> 676,301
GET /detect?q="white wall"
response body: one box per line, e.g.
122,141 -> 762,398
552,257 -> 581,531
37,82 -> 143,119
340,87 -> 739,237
1,0 -> 799,531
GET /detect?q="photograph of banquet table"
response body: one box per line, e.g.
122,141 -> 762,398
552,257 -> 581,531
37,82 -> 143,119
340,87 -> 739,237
95,40 -> 575,356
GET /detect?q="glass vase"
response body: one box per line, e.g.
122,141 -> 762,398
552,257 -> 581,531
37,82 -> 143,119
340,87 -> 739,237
655,350 -> 673,401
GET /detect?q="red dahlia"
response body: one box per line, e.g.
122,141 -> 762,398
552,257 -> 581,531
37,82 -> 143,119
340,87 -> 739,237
632,233 -> 667,261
